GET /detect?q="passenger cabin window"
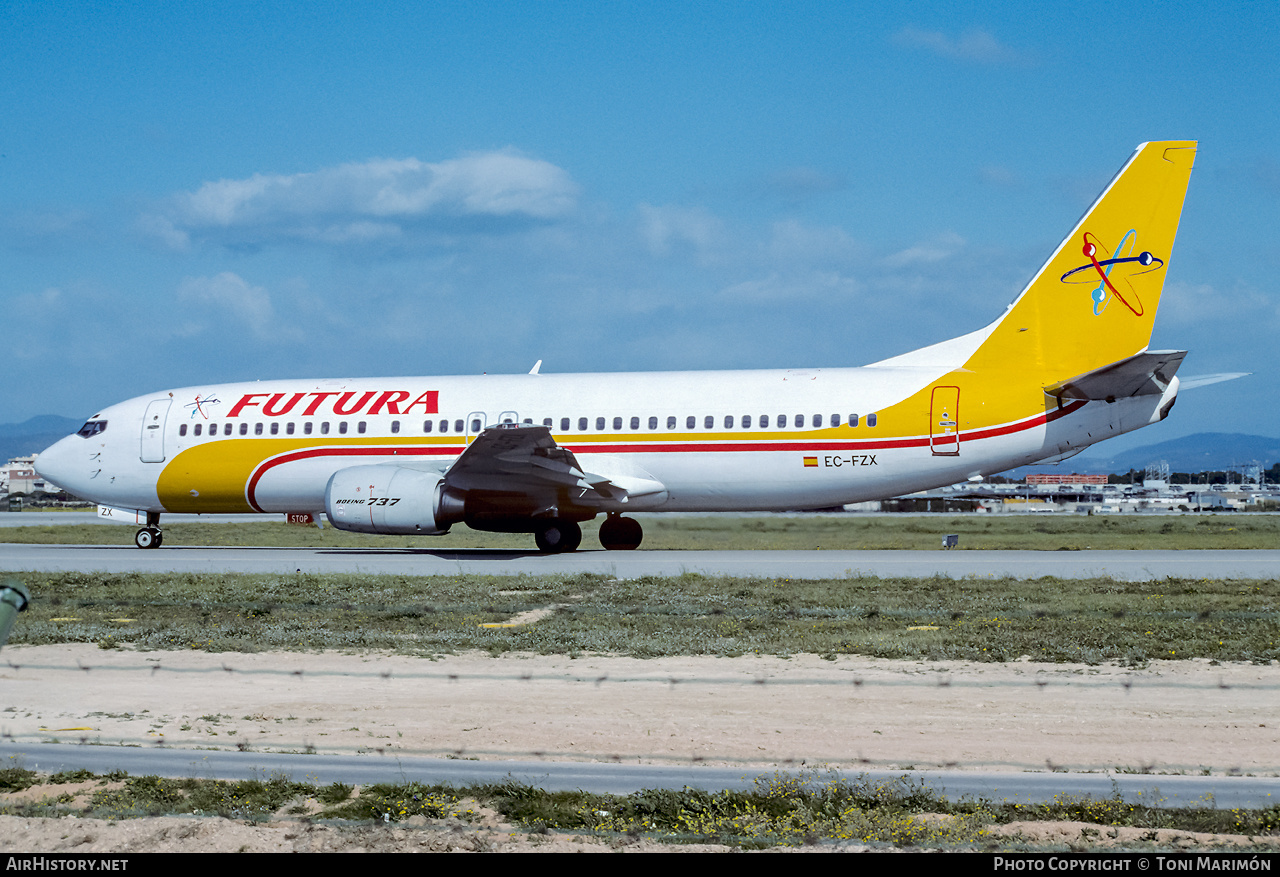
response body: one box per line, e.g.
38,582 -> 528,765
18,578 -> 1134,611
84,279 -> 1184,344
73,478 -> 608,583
830,414 -> 840,428
358,421 -> 367,434
613,416 -> 623,430
668,416 -> 677,429
179,424 -> 187,436
778,414 -> 787,428
578,417 -> 588,431
630,416 -> 639,430
812,414 -> 822,428
338,422 -> 348,435
470,418 -> 481,433
287,422 -> 295,435
760,414 -> 769,428
454,420 -> 464,433
649,416 -> 658,429
193,423 -> 202,436
543,418 -> 552,427
560,417 -> 570,431
704,415 -> 714,429
596,417 -> 605,430
742,415 -> 752,428
390,421 -> 400,434
255,422 -> 264,436
438,420 -> 448,433
270,422 -> 279,435
724,415 -> 734,429
686,415 -> 695,429
304,422 -> 313,435
320,422 -> 330,435
849,414 -> 859,427
867,413 -> 878,427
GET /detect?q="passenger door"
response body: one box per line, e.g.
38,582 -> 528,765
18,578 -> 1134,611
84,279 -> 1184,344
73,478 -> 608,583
140,399 -> 172,463
930,386 -> 960,456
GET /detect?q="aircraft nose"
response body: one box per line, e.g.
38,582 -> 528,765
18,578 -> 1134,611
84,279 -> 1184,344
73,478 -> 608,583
34,434 -> 82,494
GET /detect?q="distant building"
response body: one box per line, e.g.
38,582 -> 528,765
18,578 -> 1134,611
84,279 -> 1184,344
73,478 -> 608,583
1,455 -> 49,495
1025,473 -> 1108,485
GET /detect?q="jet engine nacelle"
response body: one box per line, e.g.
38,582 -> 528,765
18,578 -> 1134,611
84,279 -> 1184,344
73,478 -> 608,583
324,465 -> 461,535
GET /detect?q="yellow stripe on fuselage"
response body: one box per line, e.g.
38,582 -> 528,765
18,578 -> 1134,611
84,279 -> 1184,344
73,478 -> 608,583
156,419 -> 926,513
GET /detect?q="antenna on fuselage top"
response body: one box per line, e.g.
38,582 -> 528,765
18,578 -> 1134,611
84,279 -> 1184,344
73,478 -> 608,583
529,360 -> 542,375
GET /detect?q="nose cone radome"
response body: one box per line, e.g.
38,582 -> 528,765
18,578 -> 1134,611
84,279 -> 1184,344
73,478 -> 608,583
33,434 -> 82,495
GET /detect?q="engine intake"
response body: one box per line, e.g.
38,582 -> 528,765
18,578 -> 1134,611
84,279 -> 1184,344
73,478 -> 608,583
324,465 -> 459,535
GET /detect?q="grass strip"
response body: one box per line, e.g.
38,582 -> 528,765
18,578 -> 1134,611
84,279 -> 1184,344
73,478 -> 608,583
4,570 -> 1277,663
2,765 -> 1276,850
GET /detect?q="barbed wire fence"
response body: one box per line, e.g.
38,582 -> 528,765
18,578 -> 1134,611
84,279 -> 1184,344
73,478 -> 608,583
5,656 -> 1277,774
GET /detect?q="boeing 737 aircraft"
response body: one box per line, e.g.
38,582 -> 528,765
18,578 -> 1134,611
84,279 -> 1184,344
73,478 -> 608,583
37,141 -> 1200,552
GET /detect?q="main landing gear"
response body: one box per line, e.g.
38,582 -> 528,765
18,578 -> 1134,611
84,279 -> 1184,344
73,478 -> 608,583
531,515 -> 643,552
534,519 -> 582,554
598,514 -> 642,550
134,512 -> 163,549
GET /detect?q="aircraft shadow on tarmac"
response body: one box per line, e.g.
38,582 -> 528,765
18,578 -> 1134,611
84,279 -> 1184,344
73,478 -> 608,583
315,548 -> 567,560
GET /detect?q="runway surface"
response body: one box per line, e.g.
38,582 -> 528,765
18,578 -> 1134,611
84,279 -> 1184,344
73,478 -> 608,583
4,742 -> 1276,809
3,542 -> 1280,579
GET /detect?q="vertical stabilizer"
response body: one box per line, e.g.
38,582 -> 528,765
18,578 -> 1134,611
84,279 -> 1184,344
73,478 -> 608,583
965,141 -> 1196,382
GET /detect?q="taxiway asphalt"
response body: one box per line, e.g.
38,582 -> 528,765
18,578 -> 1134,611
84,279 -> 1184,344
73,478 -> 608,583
4,742 -> 1277,809
3,542 -> 1280,579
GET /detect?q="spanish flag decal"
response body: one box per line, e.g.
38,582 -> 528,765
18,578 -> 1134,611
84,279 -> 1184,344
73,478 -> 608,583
803,457 -> 818,467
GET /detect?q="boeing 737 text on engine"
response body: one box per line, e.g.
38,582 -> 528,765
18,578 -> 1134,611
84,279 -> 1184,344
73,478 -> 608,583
36,142 -> 1205,552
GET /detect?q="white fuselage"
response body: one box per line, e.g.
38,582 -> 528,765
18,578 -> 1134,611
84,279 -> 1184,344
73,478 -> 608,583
34,363 -> 1174,518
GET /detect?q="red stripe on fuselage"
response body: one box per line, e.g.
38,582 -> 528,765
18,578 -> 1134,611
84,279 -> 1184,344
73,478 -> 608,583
242,401 -> 1086,511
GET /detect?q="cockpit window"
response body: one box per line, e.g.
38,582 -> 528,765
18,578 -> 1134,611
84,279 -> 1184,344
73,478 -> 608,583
77,420 -> 107,438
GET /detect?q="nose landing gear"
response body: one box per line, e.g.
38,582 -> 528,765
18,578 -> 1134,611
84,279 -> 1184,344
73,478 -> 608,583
134,512 -> 163,549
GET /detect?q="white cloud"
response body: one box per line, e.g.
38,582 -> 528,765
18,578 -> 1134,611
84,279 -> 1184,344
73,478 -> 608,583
767,219 -> 864,263
1160,280 -> 1280,329
719,270 -> 860,304
883,231 -> 966,267
637,203 -> 725,261
177,272 -> 274,337
891,26 -> 1032,66
978,165 -> 1022,188
763,166 -> 847,202
146,150 -> 579,250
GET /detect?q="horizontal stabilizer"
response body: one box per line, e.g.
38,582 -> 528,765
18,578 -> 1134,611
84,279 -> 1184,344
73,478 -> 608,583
1045,350 -> 1185,402
1178,372 -> 1249,391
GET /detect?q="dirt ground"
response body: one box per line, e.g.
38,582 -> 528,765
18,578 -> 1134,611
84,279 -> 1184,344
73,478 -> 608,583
2,644 -> 1278,852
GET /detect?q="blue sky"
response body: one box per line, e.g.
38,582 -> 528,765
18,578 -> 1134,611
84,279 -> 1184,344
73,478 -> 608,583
3,2 -> 1277,453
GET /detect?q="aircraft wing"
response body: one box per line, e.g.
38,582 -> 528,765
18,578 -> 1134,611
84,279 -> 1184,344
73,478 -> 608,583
443,424 -> 666,508
1044,350 -> 1186,402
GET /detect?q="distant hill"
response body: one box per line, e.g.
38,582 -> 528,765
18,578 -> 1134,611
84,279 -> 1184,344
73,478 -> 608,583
0,416 -> 81,463
1029,433 -> 1280,476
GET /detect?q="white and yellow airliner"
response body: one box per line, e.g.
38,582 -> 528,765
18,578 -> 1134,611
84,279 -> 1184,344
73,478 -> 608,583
37,141 -> 1201,552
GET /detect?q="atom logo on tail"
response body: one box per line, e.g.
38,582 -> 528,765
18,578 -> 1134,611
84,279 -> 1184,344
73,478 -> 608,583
1060,230 -> 1163,317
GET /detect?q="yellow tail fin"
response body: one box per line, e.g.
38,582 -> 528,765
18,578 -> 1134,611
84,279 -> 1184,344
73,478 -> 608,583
965,140 -> 1196,382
